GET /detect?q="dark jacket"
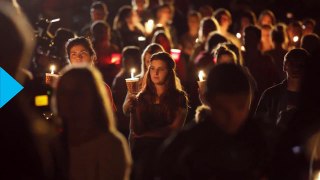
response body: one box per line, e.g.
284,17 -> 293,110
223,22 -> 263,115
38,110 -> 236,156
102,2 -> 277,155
156,107 -> 267,180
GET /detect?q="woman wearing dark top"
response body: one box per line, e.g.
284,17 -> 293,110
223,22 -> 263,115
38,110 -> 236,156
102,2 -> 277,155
112,5 -> 145,49
128,52 -> 188,179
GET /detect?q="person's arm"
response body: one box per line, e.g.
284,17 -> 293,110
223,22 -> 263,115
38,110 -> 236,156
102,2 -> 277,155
135,107 -> 187,138
122,93 -> 136,116
105,84 -> 117,112
130,102 -> 145,135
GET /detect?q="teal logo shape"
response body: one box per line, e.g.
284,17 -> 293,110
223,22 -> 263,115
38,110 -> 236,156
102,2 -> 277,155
0,67 -> 24,108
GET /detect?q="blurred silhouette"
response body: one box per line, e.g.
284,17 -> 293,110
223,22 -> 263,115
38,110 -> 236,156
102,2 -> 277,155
53,65 -> 132,180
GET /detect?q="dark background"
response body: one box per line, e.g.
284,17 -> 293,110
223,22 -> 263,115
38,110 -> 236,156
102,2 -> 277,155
18,0 -> 320,34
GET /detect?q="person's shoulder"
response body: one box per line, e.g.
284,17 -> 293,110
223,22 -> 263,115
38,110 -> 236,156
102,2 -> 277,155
260,81 -> 286,100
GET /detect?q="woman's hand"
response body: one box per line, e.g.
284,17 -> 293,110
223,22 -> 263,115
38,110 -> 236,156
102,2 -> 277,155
123,93 -> 137,115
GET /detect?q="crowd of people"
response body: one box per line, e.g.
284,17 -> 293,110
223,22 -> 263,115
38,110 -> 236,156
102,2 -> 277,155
2,0 -> 320,179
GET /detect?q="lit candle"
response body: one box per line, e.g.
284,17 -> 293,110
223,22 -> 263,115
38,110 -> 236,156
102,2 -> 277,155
50,18 -> 60,23
293,36 -> 299,43
314,171 -> 320,180
241,46 -> 246,52
236,32 -> 241,39
198,70 -> 205,81
145,19 -> 154,34
130,68 -> 136,79
50,64 -> 56,74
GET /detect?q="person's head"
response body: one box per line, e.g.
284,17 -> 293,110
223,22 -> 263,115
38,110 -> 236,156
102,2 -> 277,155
91,20 -> 111,44
113,5 -> 135,30
0,2 -> 34,82
52,28 -> 76,49
54,65 -> 115,136
301,33 -> 320,57
261,24 -> 273,48
144,52 -> 177,91
221,42 -> 242,65
271,24 -> 286,47
151,30 -> 171,53
213,8 -> 232,32
198,17 -> 220,43
205,31 -> 228,52
239,10 -> 257,31
213,45 -> 237,64
121,46 -> 141,72
132,0 -> 149,11
303,18 -> 316,36
65,37 -> 96,65
199,5 -> 214,18
90,1 -> 108,22
187,10 -> 201,33
156,4 -> 172,25
258,10 -> 276,27
141,43 -> 164,74
283,48 -> 309,80
243,25 -> 261,50
204,63 -> 252,134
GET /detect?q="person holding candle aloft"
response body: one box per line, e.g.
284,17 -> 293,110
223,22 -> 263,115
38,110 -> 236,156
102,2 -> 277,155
122,43 -> 164,129
127,52 -> 187,180
112,46 -> 141,138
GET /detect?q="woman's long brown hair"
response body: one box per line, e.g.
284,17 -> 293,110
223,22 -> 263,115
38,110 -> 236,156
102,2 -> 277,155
137,52 -> 188,122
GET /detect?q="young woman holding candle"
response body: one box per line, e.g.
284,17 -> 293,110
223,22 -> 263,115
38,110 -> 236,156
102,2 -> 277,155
128,52 -> 188,179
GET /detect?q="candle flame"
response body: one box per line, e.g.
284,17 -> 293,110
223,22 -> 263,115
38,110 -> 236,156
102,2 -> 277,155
51,18 -> 60,23
236,32 -> 241,39
130,68 -> 136,79
50,65 -> 56,74
198,70 -> 205,81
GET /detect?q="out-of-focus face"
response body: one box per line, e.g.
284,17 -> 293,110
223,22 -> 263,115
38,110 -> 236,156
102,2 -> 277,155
133,0 -> 146,10
260,14 -> 272,26
241,17 -> 251,30
157,7 -> 172,24
69,45 -> 93,65
209,93 -> 251,134
188,15 -> 200,32
149,59 -> 169,85
220,14 -> 231,29
261,28 -> 272,43
91,9 -> 107,21
284,60 -> 306,79
217,54 -> 234,64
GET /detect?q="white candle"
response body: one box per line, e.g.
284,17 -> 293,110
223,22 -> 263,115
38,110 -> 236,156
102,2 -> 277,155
130,68 -> 136,79
293,36 -> 299,43
50,65 -> 56,74
236,32 -> 241,39
145,19 -> 154,34
198,70 -> 205,81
